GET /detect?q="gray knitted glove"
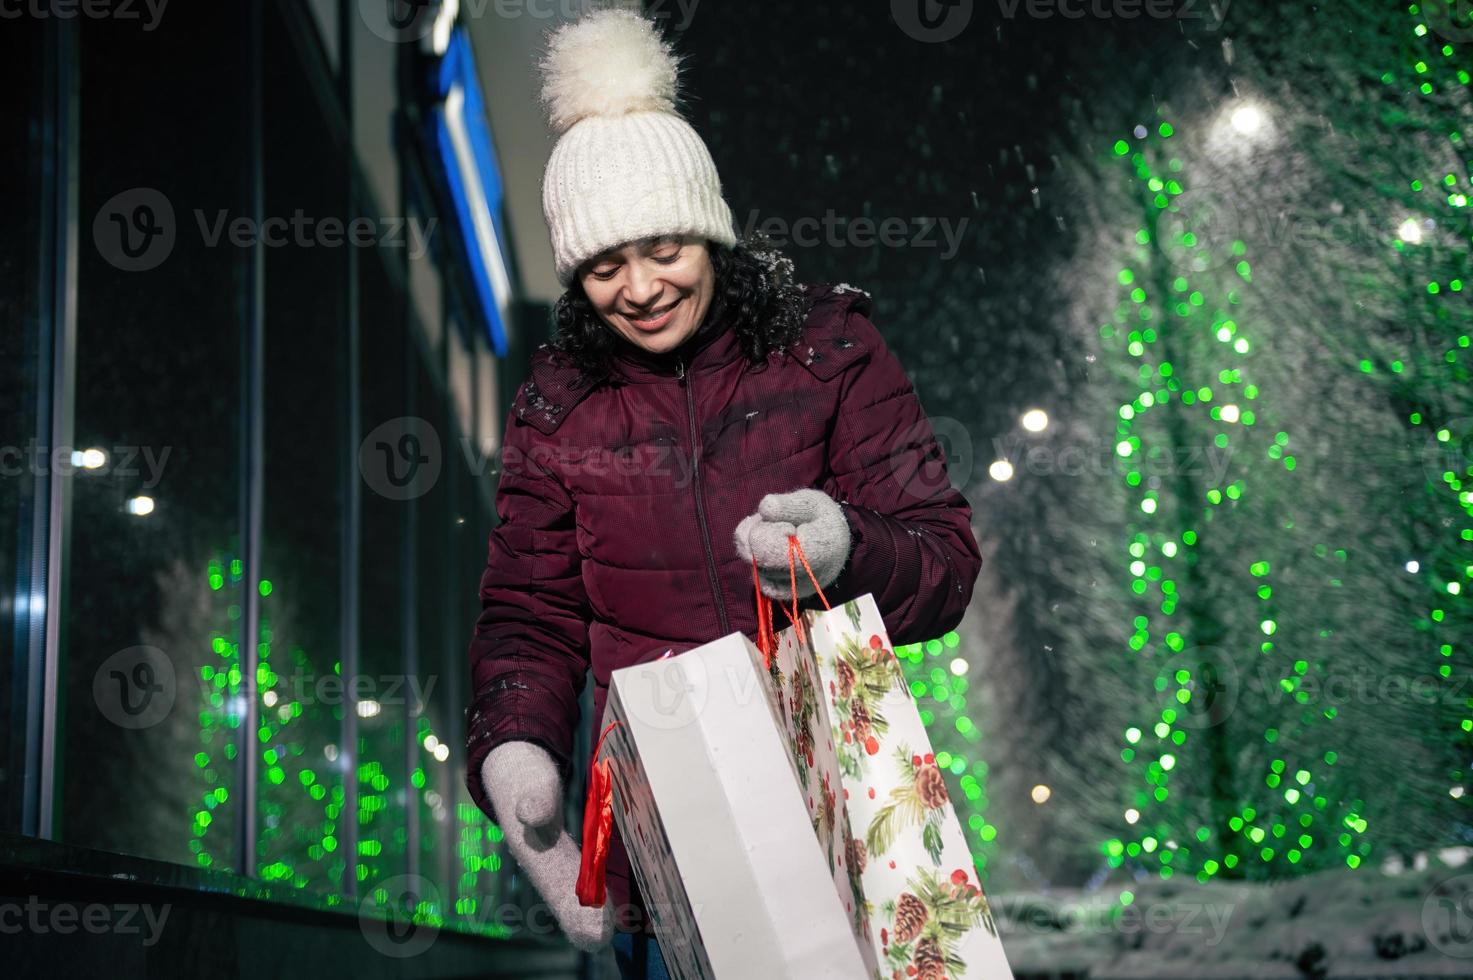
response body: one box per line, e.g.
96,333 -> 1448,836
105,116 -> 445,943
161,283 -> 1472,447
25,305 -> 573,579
733,488 -> 853,601
481,741 -> 615,952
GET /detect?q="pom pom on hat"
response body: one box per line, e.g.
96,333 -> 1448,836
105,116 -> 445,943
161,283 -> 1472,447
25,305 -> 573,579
539,8 -> 682,136
537,7 -> 737,285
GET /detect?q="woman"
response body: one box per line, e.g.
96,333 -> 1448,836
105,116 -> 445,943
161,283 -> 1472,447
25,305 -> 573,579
463,10 -> 982,978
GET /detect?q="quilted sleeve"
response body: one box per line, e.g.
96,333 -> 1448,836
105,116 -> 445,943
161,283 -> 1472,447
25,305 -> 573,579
464,386 -> 591,825
821,309 -> 983,645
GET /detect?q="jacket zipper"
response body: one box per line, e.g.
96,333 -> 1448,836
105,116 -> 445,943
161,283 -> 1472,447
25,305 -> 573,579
677,356 -> 731,635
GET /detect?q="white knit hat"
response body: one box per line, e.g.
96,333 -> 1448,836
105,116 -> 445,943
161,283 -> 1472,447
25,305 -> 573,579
538,8 -> 738,286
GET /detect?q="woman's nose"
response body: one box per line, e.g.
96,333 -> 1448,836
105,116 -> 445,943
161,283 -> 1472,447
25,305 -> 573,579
622,261 -> 665,308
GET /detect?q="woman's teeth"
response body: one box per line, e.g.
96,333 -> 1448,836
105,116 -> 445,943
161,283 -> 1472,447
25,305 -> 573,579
629,299 -> 681,329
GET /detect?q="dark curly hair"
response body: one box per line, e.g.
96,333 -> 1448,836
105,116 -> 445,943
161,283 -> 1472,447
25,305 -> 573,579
548,234 -> 812,389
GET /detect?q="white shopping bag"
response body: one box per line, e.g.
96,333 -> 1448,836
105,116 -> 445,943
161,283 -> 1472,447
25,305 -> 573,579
600,631 -> 877,979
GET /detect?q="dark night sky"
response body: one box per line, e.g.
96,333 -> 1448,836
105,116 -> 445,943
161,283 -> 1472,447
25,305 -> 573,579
673,0 -> 1220,448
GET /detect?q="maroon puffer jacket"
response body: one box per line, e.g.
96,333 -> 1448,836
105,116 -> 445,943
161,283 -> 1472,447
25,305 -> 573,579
464,282 -> 982,935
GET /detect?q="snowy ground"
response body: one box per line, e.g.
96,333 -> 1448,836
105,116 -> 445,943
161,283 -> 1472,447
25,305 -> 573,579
992,850 -> 1473,979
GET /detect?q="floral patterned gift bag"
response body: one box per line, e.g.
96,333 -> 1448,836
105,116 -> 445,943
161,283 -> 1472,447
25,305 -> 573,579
752,543 -> 1015,980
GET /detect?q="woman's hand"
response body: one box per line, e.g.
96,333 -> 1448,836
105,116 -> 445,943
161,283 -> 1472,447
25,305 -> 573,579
481,741 -> 615,951
733,488 -> 852,600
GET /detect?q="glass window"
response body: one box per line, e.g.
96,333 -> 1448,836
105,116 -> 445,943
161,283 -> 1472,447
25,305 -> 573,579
255,1 -> 349,893
411,349 -> 453,917
449,324 -> 474,451
475,343 -> 499,461
356,239 -> 410,896
20,0 -> 527,934
305,0 -> 340,74
0,18 -> 46,836
60,3 -> 248,868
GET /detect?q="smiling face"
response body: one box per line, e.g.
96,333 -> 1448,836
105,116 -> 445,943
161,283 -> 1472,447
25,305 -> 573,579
577,235 -> 716,356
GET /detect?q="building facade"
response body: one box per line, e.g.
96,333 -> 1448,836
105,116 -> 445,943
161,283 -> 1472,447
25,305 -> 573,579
0,2 -> 589,974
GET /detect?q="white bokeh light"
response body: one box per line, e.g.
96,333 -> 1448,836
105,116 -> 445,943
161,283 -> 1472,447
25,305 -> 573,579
1230,104 -> 1265,136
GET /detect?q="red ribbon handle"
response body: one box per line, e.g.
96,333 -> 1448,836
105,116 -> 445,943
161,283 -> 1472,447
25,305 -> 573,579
752,533 -> 832,667
575,718 -> 623,907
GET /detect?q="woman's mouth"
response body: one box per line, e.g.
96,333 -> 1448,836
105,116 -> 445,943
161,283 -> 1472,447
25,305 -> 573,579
625,298 -> 682,332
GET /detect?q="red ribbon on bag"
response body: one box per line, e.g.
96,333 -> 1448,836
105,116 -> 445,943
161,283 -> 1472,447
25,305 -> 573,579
575,718 -> 623,907
752,533 -> 832,667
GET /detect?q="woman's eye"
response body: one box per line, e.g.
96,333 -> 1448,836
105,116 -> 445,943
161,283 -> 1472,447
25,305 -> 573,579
653,250 -> 681,264
591,267 -> 619,280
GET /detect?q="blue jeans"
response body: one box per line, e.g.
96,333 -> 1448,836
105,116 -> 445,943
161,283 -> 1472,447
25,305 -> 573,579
611,931 -> 670,980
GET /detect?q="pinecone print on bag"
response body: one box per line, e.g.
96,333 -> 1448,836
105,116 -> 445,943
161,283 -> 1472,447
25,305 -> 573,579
892,891 -> 928,943
867,746 -> 952,864
913,937 -> 946,980
795,718 -> 816,774
767,658 -> 788,722
773,645 -> 821,791
851,697 -> 874,744
830,628 -> 905,780
840,821 -> 873,938
915,759 -> 949,809
792,654 -> 818,770
809,808 -> 834,875
811,772 -> 839,876
836,659 -> 856,700
882,867 -> 995,977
